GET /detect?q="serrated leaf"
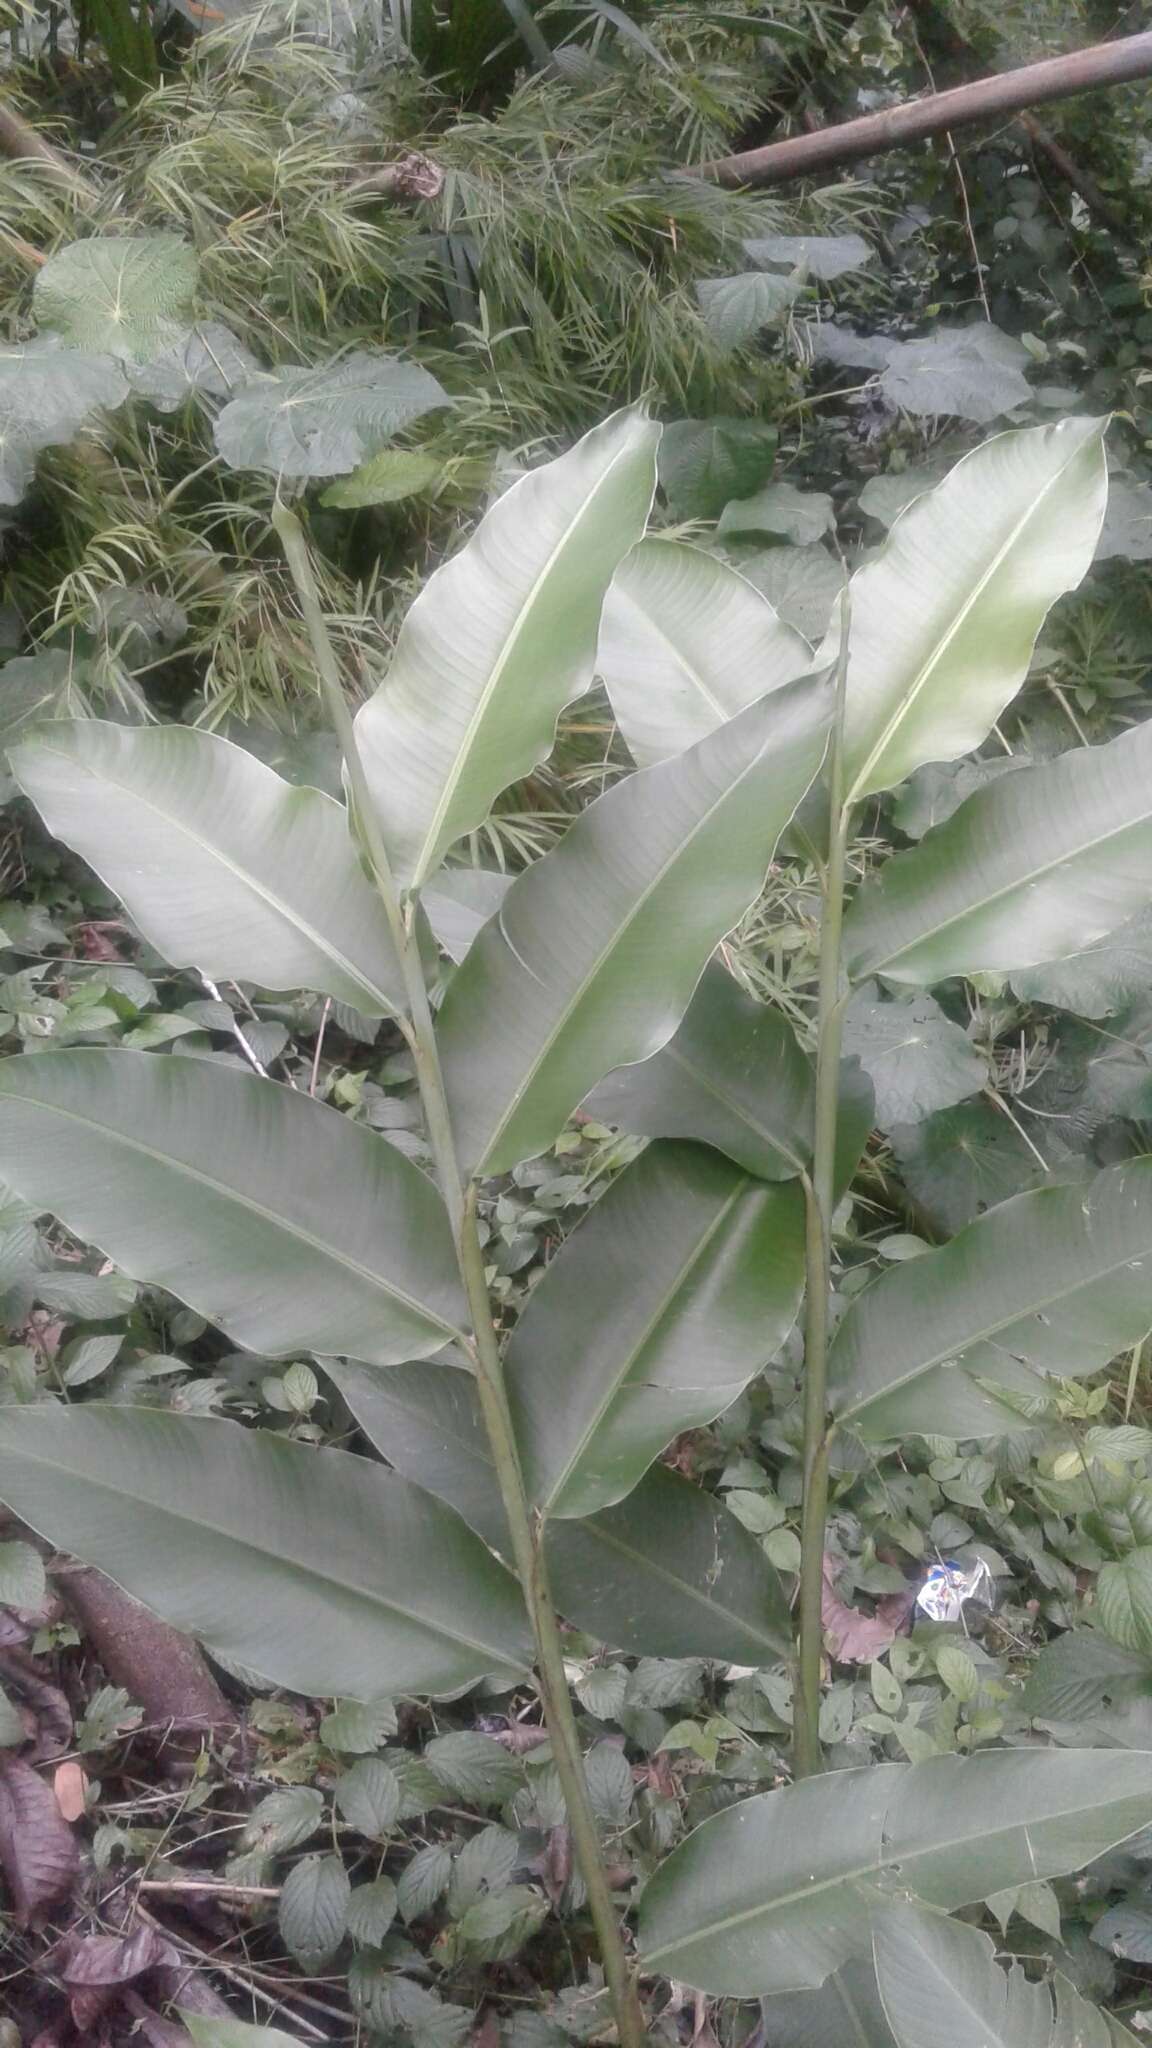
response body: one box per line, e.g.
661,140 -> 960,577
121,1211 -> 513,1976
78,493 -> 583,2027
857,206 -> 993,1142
334,1758 -> 402,1839
586,962 -> 872,1189
657,416 -> 777,520
825,417 -> 1107,806
424,1732 -> 525,1806
1023,1630 -> 1152,1722
321,449 -> 443,508
829,1161 -> 1152,1440
546,1465 -> 791,1662
845,721 -> 1152,987
583,1741 -> 634,1824
636,1749 -> 1152,1996
437,677 -> 830,1174
505,1141 -> 804,1518
35,235 -> 198,362
279,1852 -> 349,1973
346,1875 -> 398,1946
597,538 -> 813,768
0,1051 -> 464,1363
60,1333 -> 122,1388
842,987 -> 985,1128
398,1842 -> 453,1922
0,343 -> 128,506
697,271 -> 799,351
577,1664 -> 629,1720
718,481 -> 835,547
0,1542 -> 46,1610
745,233 -> 872,280
0,1408 -> 532,1697
214,350 -> 448,477
355,408 -> 658,887
1098,1549 -> 1152,1655
244,1787 -> 325,1855
447,1823 -> 520,1914
320,1697 -> 398,1753
13,721 -> 405,1017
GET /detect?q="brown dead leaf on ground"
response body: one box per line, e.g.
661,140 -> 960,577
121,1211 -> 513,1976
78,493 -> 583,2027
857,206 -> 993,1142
0,1751 -> 79,1923
52,1760 -> 88,1823
821,1552 -> 916,1663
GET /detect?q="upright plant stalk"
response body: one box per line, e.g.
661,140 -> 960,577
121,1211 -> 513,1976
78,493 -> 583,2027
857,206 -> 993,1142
794,602 -> 852,1780
274,503 -> 647,2048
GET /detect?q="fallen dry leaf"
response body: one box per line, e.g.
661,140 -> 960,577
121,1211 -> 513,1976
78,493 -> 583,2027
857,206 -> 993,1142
0,1752 -> 79,1923
53,1760 -> 88,1823
53,1925 -> 183,2031
821,1552 -> 916,1664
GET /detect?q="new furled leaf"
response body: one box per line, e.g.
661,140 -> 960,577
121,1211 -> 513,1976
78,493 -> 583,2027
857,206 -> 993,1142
0,1408 -> 531,1696
505,1140 -> 805,1518
12,722 -> 406,1015
597,539 -> 813,767
822,417 -> 1107,805
437,676 -> 831,1174
845,720 -> 1152,986
0,1051 -> 465,1363
354,409 -> 659,887
636,1749 -> 1152,1995
828,1160 -> 1152,1440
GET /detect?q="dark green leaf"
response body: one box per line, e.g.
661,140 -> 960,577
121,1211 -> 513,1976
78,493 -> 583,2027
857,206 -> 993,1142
279,1853 -> 349,1973
657,417 -> 777,520
842,986 -> 985,1129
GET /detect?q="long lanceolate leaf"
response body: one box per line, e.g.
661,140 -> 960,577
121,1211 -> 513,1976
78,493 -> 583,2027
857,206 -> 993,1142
12,722 -> 405,1015
828,1160 -> 1152,1441
844,718 -> 1152,986
636,1749 -> 1152,1997
0,1409 -> 531,1697
0,1052 -> 466,1362
596,538 -> 813,768
504,1141 -> 805,1519
437,677 -> 831,1175
355,409 -> 659,888
821,417 -> 1107,806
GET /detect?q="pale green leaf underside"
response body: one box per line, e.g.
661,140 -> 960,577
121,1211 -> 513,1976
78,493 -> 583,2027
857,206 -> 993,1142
505,1140 -> 805,1518
34,233 -> 198,362
0,1050 -> 465,1363
0,343 -> 128,506
213,350 -> 448,478
822,416 -> 1107,804
596,537 -> 812,768
844,718 -> 1152,986
356,408 -> 659,887
636,1749 -> 1152,1996
437,677 -> 830,1175
829,1159 -> 1152,1439
12,721 -> 405,1016
0,1408 -> 530,1697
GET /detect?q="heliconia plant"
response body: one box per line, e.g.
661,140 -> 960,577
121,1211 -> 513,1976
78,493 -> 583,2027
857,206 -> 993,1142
0,402 -> 1150,2043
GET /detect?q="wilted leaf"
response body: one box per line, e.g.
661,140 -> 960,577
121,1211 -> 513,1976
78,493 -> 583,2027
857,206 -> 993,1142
0,343 -> 128,506
0,1751 -> 79,1923
822,1555 -> 914,1664
214,351 -> 449,477
35,235 -> 199,362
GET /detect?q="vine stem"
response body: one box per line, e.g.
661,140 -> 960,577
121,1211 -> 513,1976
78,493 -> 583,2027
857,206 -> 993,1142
273,502 -> 647,2048
794,598 -> 851,1780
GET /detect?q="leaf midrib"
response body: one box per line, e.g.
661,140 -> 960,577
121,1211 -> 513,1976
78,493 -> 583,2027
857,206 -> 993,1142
0,1081 -> 464,1346
641,1781 -> 1140,1967
28,737 -> 398,1014
568,1515 -> 786,1655
0,1430 -> 522,1669
855,738 -> 1152,975
846,427 -> 1096,803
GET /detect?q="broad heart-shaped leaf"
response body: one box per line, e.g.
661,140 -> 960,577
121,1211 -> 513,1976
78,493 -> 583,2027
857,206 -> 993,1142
128,321 -> 261,411
545,1465 -> 792,1662
0,343 -> 128,506
636,1749 -> 1152,1997
845,720 -> 1152,987
11,722 -> 405,1016
504,1140 -> 805,1519
657,416 -> 777,521
842,985 -> 985,1128
596,539 -> 813,768
822,417 -> 1107,807
0,1051 -> 466,1363
34,235 -> 198,362
828,1160 -> 1152,1441
438,677 -> 832,1175
355,409 -> 659,889
872,1901 -> 1138,2048
213,351 -> 449,478
0,1408 -> 530,1697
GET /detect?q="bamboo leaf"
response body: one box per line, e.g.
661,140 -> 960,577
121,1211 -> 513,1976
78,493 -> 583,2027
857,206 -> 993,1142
636,1750 -> 1152,1996
823,418 -> 1107,806
12,721 -> 405,1016
437,677 -> 831,1174
0,1051 -> 465,1363
545,1465 -> 792,1662
355,409 -> 659,887
828,1161 -> 1152,1440
597,539 -> 812,768
505,1141 -> 805,1518
844,720 -> 1152,987
0,1408 -> 531,1697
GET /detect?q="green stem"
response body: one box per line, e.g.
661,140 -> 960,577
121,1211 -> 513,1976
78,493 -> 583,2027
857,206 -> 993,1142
794,607 -> 851,1780
274,501 -> 646,2048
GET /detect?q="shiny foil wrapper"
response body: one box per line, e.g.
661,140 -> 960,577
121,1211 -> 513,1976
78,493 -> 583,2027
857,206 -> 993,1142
915,1556 -> 995,1623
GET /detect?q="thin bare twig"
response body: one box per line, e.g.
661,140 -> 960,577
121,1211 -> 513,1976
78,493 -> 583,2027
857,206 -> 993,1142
199,977 -> 271,1079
